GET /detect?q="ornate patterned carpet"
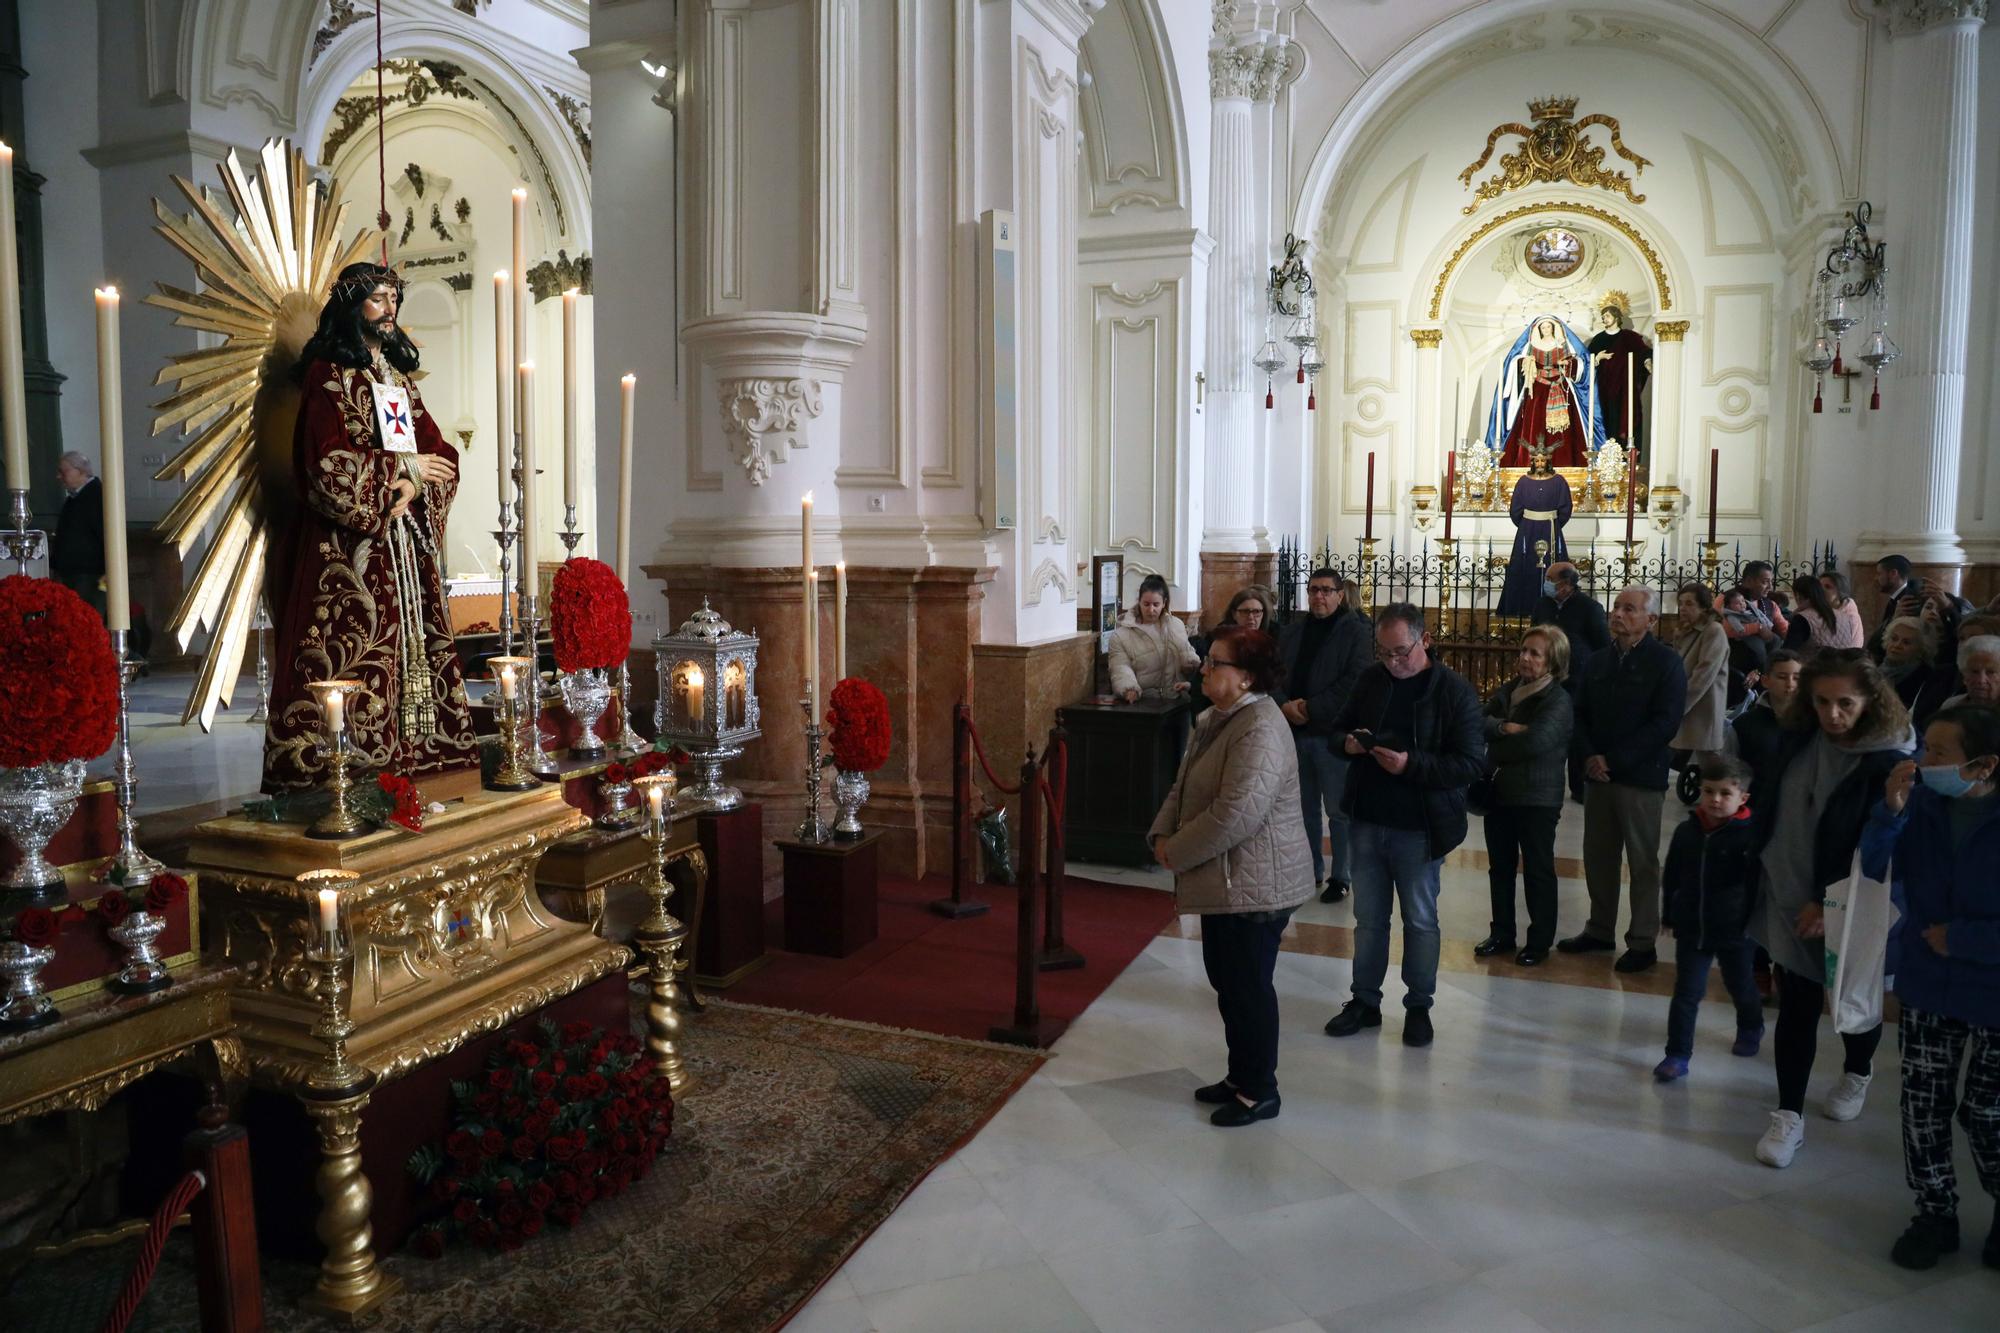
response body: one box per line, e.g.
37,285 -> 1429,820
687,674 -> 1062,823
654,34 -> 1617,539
4,1000 -> 1045,1333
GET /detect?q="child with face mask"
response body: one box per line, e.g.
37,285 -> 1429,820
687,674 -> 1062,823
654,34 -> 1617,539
1862,703 -> 2000,1272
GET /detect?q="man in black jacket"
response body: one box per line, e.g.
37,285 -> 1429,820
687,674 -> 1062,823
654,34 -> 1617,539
52,451 -> 107,619
1275,568 -> 1372,903
1558,586 -> 1688,972
1321,604 -> 1486,1047
1532,562 -> 1609,799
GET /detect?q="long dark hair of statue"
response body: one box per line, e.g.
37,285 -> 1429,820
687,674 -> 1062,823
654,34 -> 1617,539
295,262 -> 420,381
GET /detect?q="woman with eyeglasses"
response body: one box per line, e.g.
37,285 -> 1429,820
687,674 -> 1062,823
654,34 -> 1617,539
1148,626 -> 1313,1127
1190,584 -> 1277,716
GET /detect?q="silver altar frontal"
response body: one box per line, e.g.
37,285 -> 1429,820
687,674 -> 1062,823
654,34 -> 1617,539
653,600 -> 761,810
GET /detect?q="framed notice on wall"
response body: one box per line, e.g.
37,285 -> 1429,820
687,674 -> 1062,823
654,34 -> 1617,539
1093,554 -> 1123,654
977,209 -> 1017,532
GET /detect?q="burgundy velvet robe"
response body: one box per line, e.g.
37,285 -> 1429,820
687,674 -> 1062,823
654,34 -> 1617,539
1500,344 -> 1587,467
260,359 -> 478,792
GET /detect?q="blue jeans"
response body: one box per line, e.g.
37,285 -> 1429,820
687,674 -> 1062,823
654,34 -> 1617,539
1296,735 -> 1352,885
1665,938 -> 1764,1058
1349,822 -> 1442,1012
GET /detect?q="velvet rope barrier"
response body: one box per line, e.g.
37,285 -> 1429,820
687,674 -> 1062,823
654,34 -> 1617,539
99,1170 -> 207,1333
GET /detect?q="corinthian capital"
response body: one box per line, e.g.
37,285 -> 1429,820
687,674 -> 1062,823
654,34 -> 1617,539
1883,0 -> 1988,33
1210,39 -> 1288,102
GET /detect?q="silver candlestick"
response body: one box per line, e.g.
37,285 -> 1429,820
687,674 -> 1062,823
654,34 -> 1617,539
558,503 -> 583,558
796,695 -> 830,844
615,662 -> 646,754
493,519 -> 517,660
107,628 -> 165,886
1,489 -> 45,574
248,600 -> 272,724
519,592 -> 560,777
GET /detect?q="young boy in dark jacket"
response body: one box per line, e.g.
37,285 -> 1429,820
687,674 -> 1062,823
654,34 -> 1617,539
1656,754 -> 1764,1082
1863,703 -> 2000,1272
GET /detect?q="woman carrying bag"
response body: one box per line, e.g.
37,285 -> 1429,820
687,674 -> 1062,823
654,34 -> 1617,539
1149,626 -> 1314,1127
1474,625 -> 1575,966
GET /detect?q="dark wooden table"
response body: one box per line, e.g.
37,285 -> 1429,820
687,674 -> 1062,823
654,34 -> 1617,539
777,830 -> 882,957
1058,695 -> 1191,866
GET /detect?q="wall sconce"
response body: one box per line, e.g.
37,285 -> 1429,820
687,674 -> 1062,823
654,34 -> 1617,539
1649,483 -> 1684,536
1408,484 -> 1439,534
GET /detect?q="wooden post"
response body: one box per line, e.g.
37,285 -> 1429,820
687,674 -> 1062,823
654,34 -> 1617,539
183,1105 -> 264,1333
931,702 -> 990,918
990,746 -> 1064,1046
1038,725 -> 1083,971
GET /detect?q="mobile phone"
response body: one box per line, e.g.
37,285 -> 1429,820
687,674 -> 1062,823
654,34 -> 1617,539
1349,729 -> 1375,749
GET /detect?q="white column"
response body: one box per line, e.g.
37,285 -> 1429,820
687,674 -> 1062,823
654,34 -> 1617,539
1651,319 -> 1688,491
1871,4 -> 1982,571
1200,29 -> 1287,558
1410,328 -> 1442,499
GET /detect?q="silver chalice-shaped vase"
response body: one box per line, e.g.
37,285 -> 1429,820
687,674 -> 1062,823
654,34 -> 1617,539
0,759 -> 89,905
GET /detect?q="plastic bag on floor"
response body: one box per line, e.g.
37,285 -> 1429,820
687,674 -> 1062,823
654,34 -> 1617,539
1822,848 -> 1895,1035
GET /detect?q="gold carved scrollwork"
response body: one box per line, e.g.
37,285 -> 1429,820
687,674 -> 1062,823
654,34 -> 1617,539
1427,200 -> 1673,320
1409,329 -> 1445,349
1457,97 -> 1650,215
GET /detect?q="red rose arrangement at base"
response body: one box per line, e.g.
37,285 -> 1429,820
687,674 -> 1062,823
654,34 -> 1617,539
825,677 -> 891,773
406,1018 -> 674,1255
240,772 -> 427,832
0,574 -> 120,768
598,747 -> 689,796
5,873 -> 189,947
549,558 -> 632,674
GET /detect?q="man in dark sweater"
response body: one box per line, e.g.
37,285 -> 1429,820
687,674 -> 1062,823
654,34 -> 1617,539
1558,586 -> 1688,972
1275,568 -> 1373,903
1320,604 -> 1486,1048
52,451 -> 107,620
1532,562 -> 1609,799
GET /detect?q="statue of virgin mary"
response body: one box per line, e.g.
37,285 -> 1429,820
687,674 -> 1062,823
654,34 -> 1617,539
1484,315 -> 1607,468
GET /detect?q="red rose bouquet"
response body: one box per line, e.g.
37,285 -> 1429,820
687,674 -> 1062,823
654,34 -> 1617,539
598,747 -> 690,793
549,559 -> 631,673
407,1018 -> 674,1255
0,575 -> 119,768
241,772 -> 428,832
14,872 -> 193,945
825,678 -> 891,773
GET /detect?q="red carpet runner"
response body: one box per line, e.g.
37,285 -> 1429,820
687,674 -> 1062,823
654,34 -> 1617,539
728,873 -> 1177,1043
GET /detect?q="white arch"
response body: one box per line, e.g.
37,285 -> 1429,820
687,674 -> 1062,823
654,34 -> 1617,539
1291,0 -> 1845,246
1078,0 -> 1191,216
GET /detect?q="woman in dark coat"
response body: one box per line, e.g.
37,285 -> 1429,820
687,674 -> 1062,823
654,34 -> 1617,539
1475,625 -> 1575,966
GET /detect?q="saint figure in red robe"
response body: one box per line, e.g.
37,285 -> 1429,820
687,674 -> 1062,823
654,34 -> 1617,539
1500,317 -> 1591,467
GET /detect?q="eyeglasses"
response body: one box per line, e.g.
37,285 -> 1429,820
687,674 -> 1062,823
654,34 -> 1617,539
1202,654 -> 1242,670
1306,585 -> 1339,597
1374,642 -> 1420,662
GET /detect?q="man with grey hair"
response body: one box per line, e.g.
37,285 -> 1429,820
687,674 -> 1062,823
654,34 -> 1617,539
1558,585 -> 1687,971
52,451 -> 106,619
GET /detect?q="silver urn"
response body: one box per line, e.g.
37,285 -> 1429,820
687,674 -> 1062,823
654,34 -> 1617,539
0,939 -> 58,1030
0,759 -> 88,905
107,908 -> 173,995
832,768 -> 871,840
560,667 -> 613,759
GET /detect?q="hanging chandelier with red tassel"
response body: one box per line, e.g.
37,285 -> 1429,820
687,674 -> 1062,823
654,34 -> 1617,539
1255,232 -> 1322,411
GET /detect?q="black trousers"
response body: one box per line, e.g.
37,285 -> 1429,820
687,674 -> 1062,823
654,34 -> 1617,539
1901,1006 -> 2000,1220
1200,911 -> 1291,1102
1483,804 -> 1561,950
1774,965 -> 1882,1115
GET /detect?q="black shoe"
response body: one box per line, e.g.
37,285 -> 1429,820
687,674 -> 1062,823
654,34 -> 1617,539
1514,946 -> 1549,967
1472,934 -> 1516,958
1890,1214 -> 1959,1270
1614,949 -> 1658,974
1557,933 -> 1614,954
1209,1095 -> 1280,1127
1193,1079 -> 1237,1105
1318,880 -> 1350,904
1323,1000 -> 1382,1037
1402,1009 -> 1434,1047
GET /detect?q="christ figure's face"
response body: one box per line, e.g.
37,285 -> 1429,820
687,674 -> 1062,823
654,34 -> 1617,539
361,284 -> 401,343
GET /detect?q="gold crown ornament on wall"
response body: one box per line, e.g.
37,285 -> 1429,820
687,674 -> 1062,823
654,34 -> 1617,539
1458,97 -> 1651,215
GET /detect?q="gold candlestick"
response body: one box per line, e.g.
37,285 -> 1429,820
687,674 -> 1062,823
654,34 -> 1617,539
1698,540 -> 1725,591
1358,537 -> 1381,614
1618,539 -> 1647,587
485,656 -> 539,792
306,681 -> 366,839
295,868 -> 402,1321
1433,537 -> 1458,636
631,774 -> 692,1095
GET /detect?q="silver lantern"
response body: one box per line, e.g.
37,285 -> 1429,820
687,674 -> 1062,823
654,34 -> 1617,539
653,599 -> 761,811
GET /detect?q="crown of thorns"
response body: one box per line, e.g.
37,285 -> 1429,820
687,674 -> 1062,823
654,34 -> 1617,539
327,267 -> 405,304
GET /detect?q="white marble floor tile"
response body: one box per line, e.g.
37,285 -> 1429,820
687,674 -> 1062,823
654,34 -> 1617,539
1793,1270 -> 2000,1333
1211,1192 -> 1468,1320
1253,1323 -> 1328,1333
787,1283 -> 879,1333
977,1148 -> 1202,1258
1315,1278 -> 1550,1333
955,1074 -> 1124,1177
1044,1223 -> 1310,1333
837,1175 -> 1038,1297
1059,1069 -> 1221,1148
1124,1121 -> 1350,1223
1360,1159 -> 1603,1275
1476,1233 -> 1765,1333
856,1260 -> 1099,1333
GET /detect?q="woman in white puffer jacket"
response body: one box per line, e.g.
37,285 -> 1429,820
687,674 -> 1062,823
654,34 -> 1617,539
1110,575 -> 1199,703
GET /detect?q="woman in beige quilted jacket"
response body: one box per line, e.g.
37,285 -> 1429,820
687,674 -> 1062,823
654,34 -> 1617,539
1110,575 -> 1199,703
1148,625 -> 1314,1127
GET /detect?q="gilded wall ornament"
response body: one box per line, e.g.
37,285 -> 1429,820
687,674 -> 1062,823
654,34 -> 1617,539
1457,96 -> 1651,215
1429,199 -> 1673,319
526,250 -> 592,302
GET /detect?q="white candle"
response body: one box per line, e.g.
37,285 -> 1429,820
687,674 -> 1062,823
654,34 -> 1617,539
617,374 -> 635,585
645,780 -> 665,829
687,665 -> 705,721
0,144 -> 25,491
806,568 -> 819,716
94,288 -> 130,633
493,271 -> 511,512
801,491 -> 816,710
510,189 -> 527,424
561,288 -> 578,512
318,888 -> 339,942
518,362 -> 537,584
325,689 -> 345,735
497,661 -> 517,700
835,560 -> 847,681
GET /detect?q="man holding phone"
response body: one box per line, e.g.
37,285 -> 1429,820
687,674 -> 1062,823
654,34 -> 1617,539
1321,604 -> 1486,1047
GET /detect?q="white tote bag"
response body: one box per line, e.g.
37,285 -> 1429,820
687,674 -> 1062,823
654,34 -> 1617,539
1821,849 -> 1896,1035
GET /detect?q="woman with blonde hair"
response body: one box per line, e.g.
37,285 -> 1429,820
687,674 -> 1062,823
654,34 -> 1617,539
1476,624 -> 1575,966
1672,581 -> 1730,760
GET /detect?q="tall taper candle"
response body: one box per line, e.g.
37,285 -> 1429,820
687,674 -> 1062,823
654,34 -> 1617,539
493,272 -> 511,508
801,491 -> 815,710
1364,451 -> 1376,540
561,288 -> 579,511
806,568 -> 820,718
518,363 -> 537,577
1443,449 -> 1456,542
1626,351 -> 1634,447
834,560 -> 847,681
94,289 -> 130,632
1708,447 -> 1720,545
510,189 -> 527,425
616,374 -> 635,585
0,144 -> 25,490
1625,447 -> 1637,543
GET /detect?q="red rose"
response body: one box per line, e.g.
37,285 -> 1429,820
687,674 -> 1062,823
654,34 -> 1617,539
468,1219 -> 498,1247
57,904 -> 87,929
0,576 -> 120,767
480,1129 -> 505,1159
510,1135 -> 536,1163
604,762 -> 630,785
525,1113 -> 553,1142
577,1151 -> 605,1178
495,1177 -> 517,1197
501,1096 -> 525,1120
446,1130 -> 479,1162
611,1132 -> 630,1154
562,1076 -> 586,1100
474,1091 -> 499,1116
11,906 -> 58,947
527,1181 -> 555,1212
538,1097 -> 558,1117
498,1230 -> 523,1253
453,1197 -> 479,1224
576,1180 -> 597,1205
95,893 -> 131,925
549,559 -> 631,672
553,1172 -> 579,1199
142,874 -> 188,914
550,1057 -> 568,1076
826,677 -> 892,772
561,1021 -> 594,1044
487,1068 -> 514,1092
414,1228 -> 446,1260
496,1200 -> 524,1229
584,1073 -> 609,1098
554,1203 -> 581,1227
530,1070 -> 556,1096
520,1212 -> 544,1239
547,1136 -> 578,1163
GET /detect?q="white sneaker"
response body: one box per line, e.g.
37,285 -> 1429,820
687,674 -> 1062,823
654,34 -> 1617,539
1756,1110 -> 1805,1167
1824,1072 -> 1872,1122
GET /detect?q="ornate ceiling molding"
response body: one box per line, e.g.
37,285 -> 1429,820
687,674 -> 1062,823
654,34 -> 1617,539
1880,1 -> 1988,33
545,87 -> 592,168
1427,199 -> 1673,321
